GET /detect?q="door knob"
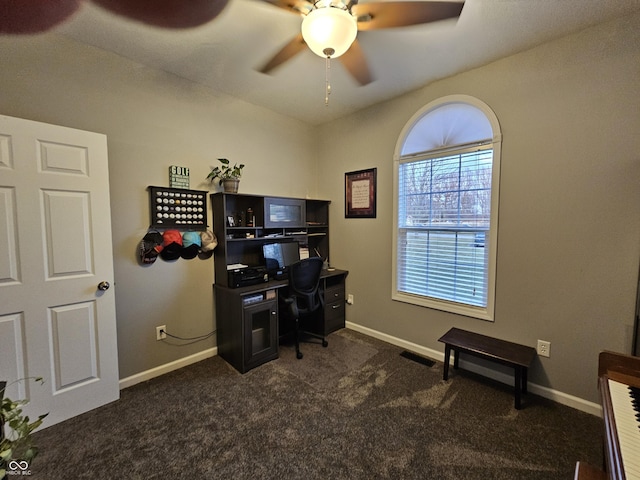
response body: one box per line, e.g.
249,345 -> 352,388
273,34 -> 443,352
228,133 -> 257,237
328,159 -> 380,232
97,281 -> 110,291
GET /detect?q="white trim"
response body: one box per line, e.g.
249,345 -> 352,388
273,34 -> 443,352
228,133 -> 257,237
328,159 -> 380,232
118,327 -> 603,418
392,95 -> 501,322
118,347 -> 218,390
399,139 -> 493,162
394,95 -> 502,151
345,322 -> 602,417
392,292 -> 494,322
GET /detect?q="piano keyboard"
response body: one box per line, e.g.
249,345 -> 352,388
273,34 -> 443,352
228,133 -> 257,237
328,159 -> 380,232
609,379 -> 640,480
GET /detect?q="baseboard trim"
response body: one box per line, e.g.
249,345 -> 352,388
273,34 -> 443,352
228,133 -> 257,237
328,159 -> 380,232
345,322 -> 602,417
119,347 -> 218,390
119,327 -> 602,417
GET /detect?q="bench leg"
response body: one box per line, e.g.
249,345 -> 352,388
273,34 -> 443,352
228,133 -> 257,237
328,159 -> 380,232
453,350 -> 460,369
522,367 -> 528,394
514,367 -> 522,410
443,344 -> 451,380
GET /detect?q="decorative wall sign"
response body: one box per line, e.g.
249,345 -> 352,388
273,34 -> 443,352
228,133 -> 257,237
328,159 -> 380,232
345,168 -> 377,218
169,165 -> 190,189
148,186 -> 207,229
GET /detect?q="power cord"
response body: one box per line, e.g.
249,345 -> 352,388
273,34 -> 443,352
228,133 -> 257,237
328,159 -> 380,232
160,328 -> 216,346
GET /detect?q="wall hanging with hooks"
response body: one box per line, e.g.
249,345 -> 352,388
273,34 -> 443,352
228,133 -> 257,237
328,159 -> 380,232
148,185 -> 208,230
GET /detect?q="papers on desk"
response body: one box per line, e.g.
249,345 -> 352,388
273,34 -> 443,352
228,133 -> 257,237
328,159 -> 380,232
227,263 -> 249,270
299,247 -> 309,260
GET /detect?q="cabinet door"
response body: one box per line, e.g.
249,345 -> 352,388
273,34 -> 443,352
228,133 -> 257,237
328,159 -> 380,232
323,282 -> 345,335
243,299 -> 278,367
264,197 -> 306,228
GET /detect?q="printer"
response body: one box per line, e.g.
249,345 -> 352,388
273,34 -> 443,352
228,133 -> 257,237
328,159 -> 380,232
227,266 -> 269,288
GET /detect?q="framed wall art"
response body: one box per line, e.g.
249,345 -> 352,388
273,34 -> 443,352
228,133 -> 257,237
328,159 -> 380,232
345,168 -> 377,218
148,185 -> 207,229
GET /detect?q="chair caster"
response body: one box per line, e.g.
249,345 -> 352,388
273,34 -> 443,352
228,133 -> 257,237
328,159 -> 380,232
322,340 -> 328,348
296,351 -> 303,359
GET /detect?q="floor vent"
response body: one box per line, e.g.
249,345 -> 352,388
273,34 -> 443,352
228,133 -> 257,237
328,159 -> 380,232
400,350 -> 436,367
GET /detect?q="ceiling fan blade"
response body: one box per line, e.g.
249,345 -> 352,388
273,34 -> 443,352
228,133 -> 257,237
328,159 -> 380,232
353,1 -> 464,31
0,0 -> 81,34
257,0 -> 313,15
259,33 -> 307,74
339,40 -> 373,86
90,0 -> 229,29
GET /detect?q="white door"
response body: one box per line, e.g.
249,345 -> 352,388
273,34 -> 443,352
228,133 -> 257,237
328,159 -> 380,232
0,114 -> 119,427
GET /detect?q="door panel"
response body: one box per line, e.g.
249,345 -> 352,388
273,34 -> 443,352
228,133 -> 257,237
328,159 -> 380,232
49,302 -> 98,391
42,190 -> 93,277
0,186 -> 20,283
0,114 -> 119,427
39,141 -> 88,175
0,313 -> 27,399
0,134 -> 13,168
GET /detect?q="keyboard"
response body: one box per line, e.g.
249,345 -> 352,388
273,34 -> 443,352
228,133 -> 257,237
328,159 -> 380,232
608,379 -> 640,480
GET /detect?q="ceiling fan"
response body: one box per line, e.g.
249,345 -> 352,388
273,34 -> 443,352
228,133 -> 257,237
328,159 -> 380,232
258,0 -> 465,86
0,0 -> 230,34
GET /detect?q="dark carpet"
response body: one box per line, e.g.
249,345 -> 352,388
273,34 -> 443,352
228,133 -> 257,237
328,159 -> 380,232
31,329 -> 602,479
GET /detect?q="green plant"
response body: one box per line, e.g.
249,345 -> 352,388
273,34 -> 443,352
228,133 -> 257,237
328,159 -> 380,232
206,158 -> 245,186
1,378 -> 48,478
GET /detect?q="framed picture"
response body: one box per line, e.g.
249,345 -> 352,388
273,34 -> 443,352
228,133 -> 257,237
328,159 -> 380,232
227,216 -> 235,227
345,168 -> 377,218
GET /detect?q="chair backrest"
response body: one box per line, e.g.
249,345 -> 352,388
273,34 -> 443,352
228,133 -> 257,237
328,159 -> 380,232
288,257 -> 324,314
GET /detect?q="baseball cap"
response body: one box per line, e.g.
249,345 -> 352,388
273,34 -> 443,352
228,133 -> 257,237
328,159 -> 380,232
181,231 -> 202,259
200,229 -> 218,252
160,229 -> 183,261
138,230 -> 163,265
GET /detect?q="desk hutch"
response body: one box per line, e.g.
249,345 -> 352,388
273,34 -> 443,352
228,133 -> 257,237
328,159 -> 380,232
211,193 -> 348,373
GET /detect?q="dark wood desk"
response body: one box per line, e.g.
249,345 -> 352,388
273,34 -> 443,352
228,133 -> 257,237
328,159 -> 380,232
211,193 -> 343,373
573,462 -> 606,480
438,327 -> 536,409
215,269 -> 348,373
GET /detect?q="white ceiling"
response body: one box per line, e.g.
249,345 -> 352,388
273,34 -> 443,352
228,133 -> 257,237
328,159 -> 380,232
54,0 -> 640,125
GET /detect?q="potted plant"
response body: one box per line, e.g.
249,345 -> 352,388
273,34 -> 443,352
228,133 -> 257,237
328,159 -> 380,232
206,158 -> 245,193
1,378 -> 48,478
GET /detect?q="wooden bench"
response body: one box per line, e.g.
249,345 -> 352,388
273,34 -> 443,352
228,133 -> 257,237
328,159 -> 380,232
438,327 -> 537,409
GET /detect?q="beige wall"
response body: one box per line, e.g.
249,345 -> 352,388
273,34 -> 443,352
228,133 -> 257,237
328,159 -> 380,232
0,34 -> 317,379
316,12 -> 640,403
0,11 -> 638,404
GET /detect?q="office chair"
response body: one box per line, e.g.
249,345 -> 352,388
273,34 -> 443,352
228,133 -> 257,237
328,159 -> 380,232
283,257 -> 327,359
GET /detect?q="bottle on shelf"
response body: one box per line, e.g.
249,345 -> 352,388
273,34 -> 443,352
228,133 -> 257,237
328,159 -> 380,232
247,207 -> 254,227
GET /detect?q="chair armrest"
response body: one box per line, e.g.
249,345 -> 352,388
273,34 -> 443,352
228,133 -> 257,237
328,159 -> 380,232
283,296 -> 299,319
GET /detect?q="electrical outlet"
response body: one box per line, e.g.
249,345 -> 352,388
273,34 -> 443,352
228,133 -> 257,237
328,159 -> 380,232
347,294 -> 354,305
156,325 -> 167,341
537,340 -> 550,358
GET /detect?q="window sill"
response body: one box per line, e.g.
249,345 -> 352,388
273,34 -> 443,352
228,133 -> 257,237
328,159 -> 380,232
392,291 -> 494,322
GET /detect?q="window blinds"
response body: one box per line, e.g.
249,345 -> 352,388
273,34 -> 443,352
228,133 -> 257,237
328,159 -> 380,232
397,149 -> 493,307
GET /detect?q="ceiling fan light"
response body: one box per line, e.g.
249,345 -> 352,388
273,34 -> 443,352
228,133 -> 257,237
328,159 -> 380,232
301,7 -> 357,59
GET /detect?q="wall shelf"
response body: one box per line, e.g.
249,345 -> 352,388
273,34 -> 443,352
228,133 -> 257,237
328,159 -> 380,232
211,193 -> 330,288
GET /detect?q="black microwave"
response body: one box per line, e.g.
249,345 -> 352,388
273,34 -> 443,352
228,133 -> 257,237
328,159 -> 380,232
264,197 -> 306,228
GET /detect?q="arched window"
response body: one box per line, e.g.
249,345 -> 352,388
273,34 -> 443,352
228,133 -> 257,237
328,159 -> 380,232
392,95 -> 502,321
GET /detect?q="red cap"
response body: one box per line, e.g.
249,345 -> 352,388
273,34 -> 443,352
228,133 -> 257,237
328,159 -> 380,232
162,230 -> 183,246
